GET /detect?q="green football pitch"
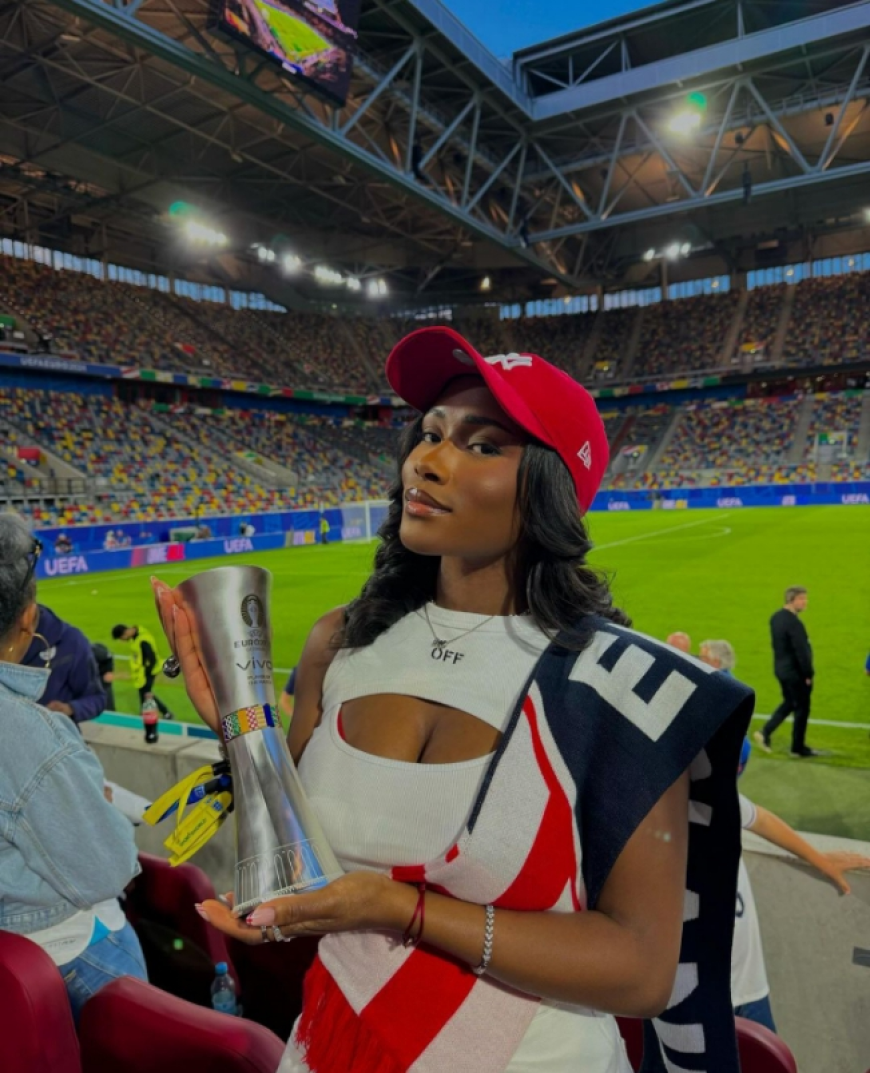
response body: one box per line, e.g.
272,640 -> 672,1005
253,0 -> 329,59
39,506 -> 870,839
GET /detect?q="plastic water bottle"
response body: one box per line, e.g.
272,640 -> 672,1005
210,962 -> 239,1016
142,694 -> 159,744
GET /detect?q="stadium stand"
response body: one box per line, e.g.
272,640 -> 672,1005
632,291 -> 738,377
454,314 -> 509,359
662,398 -> 803,471
737,283 -> 786,366
186,409 -> 389,506
4,253 -> 870,392
0,256 -> 237,375
782,275 -> 870,368
588,308 -> 635,382
512,311 -> 596,375
601,395 -> 848,489
0,387 -> 391,525
803,390 -> 865,453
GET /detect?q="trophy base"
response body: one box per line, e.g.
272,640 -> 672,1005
233,839 -> 343,917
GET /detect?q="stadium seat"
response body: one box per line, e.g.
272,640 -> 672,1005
78,976 -> 285,1073
735,1016 -> 798,1073
616,1016 -> 798,1072
615,1017 -> 644,1069
226,933 -> 320,1041
123,852 -> 236,1007
0,929 -> 82,1073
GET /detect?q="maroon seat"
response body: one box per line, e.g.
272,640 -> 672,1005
735,1016 -> 798,1073
123,852 -> 236,1007
79,975 -> 285,1073
616,1017 -> 644,1070
0,929 -> 82,1073
617,1015 -> 798,1073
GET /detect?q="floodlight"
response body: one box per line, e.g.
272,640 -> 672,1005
314,265 -> 343,285
666,91 -> 707,137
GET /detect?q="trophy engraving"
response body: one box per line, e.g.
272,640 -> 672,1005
176,565 -> 343,915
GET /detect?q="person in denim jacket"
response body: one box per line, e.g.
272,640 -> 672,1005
0,513 -> 147,1022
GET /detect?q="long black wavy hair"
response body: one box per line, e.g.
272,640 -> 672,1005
339,414 -> 630,650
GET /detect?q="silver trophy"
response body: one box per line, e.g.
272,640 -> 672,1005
176,565 -> 343,916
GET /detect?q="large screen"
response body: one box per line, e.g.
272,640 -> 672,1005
215,0 -> 360,105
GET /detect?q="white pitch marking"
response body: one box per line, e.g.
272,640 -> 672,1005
593,514 -> 732,553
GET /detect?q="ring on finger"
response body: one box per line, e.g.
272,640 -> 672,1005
260,925 -> 269,943
271,925 -> 284,943
162,655 -> 181,678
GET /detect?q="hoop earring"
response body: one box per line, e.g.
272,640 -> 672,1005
31,632 -> 53,668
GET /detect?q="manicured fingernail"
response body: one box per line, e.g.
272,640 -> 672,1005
217,893 -> 232,907
247,907 -> 275,926
194,903 -> 210,922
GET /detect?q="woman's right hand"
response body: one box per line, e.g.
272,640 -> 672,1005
150,577 -> 221,734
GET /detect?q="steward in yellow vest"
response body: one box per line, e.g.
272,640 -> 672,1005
111,624 -> 173,719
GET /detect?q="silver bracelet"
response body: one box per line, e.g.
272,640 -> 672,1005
473,904 -> 495,976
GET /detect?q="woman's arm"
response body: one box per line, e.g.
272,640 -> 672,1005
286,606 -> 345,763
13,744 -> 139,909
749,805 -> 870,895
199,772 -> 690,1019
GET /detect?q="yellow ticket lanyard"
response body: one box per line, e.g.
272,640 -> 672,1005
143,762 -> 233,866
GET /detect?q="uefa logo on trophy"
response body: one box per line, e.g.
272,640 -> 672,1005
169,565 -> 343,915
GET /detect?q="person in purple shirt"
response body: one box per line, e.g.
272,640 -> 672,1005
21,604 -> 106,725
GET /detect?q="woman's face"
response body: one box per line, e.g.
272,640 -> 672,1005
399,378 -> 527,563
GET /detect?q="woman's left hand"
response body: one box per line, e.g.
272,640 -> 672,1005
195,872 -> 411,944
817,850 -> 870,895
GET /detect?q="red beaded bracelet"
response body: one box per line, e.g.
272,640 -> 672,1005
402,883 -> 426,947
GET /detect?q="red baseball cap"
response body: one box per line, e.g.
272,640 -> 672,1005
385,326 -> 608,515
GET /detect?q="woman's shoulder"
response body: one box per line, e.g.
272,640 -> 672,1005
300,606 -> 346,665
0,694 -> 85,801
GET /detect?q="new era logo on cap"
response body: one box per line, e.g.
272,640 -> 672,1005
484,354 -> 533,370
577,441 -> 592,470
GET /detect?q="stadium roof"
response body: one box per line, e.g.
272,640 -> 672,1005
0,0 -> 869,308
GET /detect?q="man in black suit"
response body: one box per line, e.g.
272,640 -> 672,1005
755,586 -> 817,757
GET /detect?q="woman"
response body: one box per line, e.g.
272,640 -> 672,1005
153,327 -> 753,1073
0,513 -> 147,1021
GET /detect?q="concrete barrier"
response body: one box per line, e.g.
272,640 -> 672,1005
84,725 -> 869,1071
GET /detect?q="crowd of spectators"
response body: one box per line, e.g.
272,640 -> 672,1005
736,284 -> 786,366
802,391 -> 865,460
0,257 -> 236,375
782,275 -> 870,368
185,408 -> 390,507
511,312 -> 595,375
0,257 -> 388,393
5,257 -> 870,396
633,291 -> 738,378
589,308 -> 636,382
0,388 -> 289,526
453,315 -> 508,359
659,397 -> 803,473
3,378 -> 867,526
